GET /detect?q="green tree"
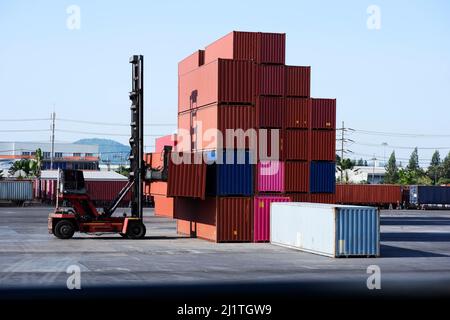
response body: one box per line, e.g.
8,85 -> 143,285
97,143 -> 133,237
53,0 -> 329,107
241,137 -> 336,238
407,147 -> 420,172
384,151 -> 399,184
116,165 -> 130,177
438,151 -> 450,184
9,159 -> 32,177
356,158 -> 364,166
336,158 -> 356,183
427,150 -> 442,185
364,160 -> 368,166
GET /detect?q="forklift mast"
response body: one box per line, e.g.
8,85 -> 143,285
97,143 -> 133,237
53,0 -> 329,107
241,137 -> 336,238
129,55 -> 144,219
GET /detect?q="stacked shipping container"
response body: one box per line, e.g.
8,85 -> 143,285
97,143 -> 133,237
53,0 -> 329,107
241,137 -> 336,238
163,31 -> 336,242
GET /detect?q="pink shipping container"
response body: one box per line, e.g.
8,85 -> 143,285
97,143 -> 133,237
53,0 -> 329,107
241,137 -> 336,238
204,31 -> 285,65
253,195 -> 290,242
178,59 -> 255,113
178,50 -> 204,76
257,161 -> 284,192
155,134 -> 177,153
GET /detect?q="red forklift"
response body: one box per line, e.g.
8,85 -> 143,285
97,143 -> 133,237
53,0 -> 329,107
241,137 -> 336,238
48,55 -> 170,239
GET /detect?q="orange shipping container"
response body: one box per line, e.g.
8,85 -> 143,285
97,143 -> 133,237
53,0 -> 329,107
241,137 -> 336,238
175,197 -> 252,242
178,50 -> 204,76
178,104 -> 256,151
154,195 -> 174,218
178,59 -> 255,113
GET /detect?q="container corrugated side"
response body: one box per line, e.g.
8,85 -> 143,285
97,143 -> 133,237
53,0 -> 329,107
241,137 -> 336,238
256,96 -> 284,128
257,64 -> 285,96
175,197 -> 252,242
336,184 -> 402,206
285,161 -> 309,192
258,128 -> 284,161
155,134 -> 177,153
311,130 -> 336,161
85,181 -> 131,203
178,50 -> 205,76
284,98 -> 310,129
285,129 -> 309,160
310,162 -> 335,193
312,98 -> 336,129
309,193 -> 336,204
0,181 -> 33,201
154,195 -> 174,218
254,195 -> 290,242
286,66 -> 311,97
257,161 -> 284,192
206,150 -> 254,196
410,185 -> 450,205
270,202 -> 380,257
167,153 -> 207,199
178,59 -> 255,113
204,31 -> 285,65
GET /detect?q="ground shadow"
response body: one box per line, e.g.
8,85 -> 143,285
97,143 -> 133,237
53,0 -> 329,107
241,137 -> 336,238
70,235 -> 189,240
381,216 -> 450,226
381,232 -> 450,242
380,244 -> 448,258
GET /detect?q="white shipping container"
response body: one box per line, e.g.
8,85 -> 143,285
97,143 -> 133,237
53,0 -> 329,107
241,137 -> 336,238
270,202 -> 380,258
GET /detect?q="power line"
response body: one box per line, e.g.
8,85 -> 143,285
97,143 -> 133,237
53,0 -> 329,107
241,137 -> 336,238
0,129 -> 51,133
354,142 -> 450,150
56,129 -> 164,137
0,118 -> 50,122
56,118 -> 176,127
352,129 -> 450,138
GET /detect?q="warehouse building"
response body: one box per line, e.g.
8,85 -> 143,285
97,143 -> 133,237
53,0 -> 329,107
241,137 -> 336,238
337,166 -> 386,184
0,141 -> 99,172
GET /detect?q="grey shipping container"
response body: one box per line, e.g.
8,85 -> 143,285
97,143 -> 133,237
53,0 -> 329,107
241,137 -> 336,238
409,185 -> 450,205
0,180 -> 33,201
271,203 -> 380,258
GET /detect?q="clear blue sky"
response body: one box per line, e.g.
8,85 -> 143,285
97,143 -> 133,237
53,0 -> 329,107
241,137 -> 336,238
1,0 -> 449,166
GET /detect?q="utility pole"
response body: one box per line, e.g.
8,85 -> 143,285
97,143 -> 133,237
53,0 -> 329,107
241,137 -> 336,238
336,121 -> 354,182
50,111 -> 56,170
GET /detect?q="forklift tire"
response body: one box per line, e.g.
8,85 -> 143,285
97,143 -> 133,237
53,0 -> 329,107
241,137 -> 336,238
54,220 -> 75,239
126,222 -> 146,239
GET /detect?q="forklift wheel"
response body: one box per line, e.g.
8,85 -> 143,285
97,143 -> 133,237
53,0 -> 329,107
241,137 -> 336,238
54,220 -> 75,239
126,222 -> 146,239
119,233 -> 128,239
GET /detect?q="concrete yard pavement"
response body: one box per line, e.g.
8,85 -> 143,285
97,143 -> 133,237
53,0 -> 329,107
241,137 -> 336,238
1,207 -> 450,294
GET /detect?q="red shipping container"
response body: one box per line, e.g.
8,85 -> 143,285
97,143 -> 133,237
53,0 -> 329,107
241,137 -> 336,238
253,195 -> 290,242
284,98 -> 311,129
309,193 -> 336,204
175,197 -> 252,242
177,112 -> 192,152
204,31 -> 285,65
167,152 -> 207,199
256,96 -> 284,128
187,104 -> 256,151
288,193 -> 310,202
286,66 -> 311,97
178,50 -> 204,76
85,181 -> 131,202
258,128 -> 284,161
311,130 -> 336,161
285,161 -> 309,192
155,134 -> 177,153
336,184 -> 402,206
154,195 -> 174,218
312,98 -> 336,129
178,59 -> 255,113
285,129 -> 309,160
257,64 -> 285,96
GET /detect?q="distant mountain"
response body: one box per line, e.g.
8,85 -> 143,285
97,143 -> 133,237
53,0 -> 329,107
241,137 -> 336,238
74,138 -> 130,165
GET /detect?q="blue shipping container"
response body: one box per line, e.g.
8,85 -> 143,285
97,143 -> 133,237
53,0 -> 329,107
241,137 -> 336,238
0,181 -> 33,201
206,150 -> 254,196
271,203 -> 380,257
336,206 -> 379,256
310,162 -> 335,193
410,185 -> 450,205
